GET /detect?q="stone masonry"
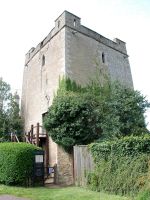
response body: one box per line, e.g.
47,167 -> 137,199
21,11 -> 133,185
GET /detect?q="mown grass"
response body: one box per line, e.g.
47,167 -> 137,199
0,185 -> 131,200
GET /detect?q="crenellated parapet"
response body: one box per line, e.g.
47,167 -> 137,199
25,11 -> 128,65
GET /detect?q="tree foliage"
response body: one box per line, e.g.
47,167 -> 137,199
101,83 -> 150,139
44,77 -> 150,152
0,78 -> 23,141
44,92 -> 102,151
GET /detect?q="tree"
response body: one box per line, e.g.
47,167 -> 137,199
7,93 -> 23,138
44,92 -> 102,152
44,78 -> 150,152
101,83 -> 150,139
0,78 -> 11,139
0,78 -> 11,111
0,78 -> 23,141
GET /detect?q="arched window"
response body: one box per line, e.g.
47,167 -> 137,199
102,52 -> 105,63
42,55 -> 45,66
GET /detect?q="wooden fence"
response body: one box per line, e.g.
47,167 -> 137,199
74,145 -> 94,186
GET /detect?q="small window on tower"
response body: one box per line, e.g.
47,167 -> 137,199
46,74 -> 48,85
58,20 -> 60,28
102,52 -> 105,63
74,19 -> 76,27
42,55 -> 45,66
40,41 -> 43,47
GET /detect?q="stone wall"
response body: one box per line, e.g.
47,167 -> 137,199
21,28 -> 65,131
65,26 -> 133,88
56,146 -> 74,185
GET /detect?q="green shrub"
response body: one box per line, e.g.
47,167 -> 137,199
136,182 -> 150,200
44,77 -> 150,152
88,135 -> 150,196
44,92 -> 102,152
90,135 -> 150,162
0,142 -> 40,185
136,187 -> 150,200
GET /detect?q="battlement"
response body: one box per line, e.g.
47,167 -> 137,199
25,11 -> 128,65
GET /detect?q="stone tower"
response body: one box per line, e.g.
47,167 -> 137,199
21,11 -> 133,184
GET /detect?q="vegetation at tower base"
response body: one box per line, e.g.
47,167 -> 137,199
88,135 -> 150,196
136,185 -> 150,200
44,92 -> 102,152
44,77 -> 150,152
0,78 -> 23,141
0,142 -> 40,185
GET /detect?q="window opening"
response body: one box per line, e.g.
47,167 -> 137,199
46,74 -> 48,85
74,19 -> 76,27
102,52 -> 105,63
42,55 -> 45,66
40,41 -> 43,47
58,20 -> 60,28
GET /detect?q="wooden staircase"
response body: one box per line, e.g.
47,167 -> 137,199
25,123 -> 47,146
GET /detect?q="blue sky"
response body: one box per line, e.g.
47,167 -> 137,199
0,0 -> 150,128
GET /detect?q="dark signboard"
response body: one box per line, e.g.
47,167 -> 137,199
32,150 -> 44,186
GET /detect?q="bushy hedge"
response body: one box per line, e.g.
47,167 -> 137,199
137,188 -> 150,200
0,142 -> 40,185
136,181 -> 150,200
88,135 -> 150,196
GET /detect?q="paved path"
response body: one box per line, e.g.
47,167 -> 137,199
0,195 -> 30,200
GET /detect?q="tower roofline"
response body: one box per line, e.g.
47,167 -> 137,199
55,10 -> 81,22
25,11 -> 128,65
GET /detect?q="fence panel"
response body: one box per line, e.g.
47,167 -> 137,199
74,145 -> 94,186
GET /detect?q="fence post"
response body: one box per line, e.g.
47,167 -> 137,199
27,131 -> 30,142
45,132 -> 49,169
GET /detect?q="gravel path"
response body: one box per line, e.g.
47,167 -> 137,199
0,195 -> 30,200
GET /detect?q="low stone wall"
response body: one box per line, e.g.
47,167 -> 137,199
56,146 -> 74,185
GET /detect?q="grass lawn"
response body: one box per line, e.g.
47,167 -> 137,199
0,184 -> 131,200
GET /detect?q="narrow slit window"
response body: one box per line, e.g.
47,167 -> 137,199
58,20 -> 60,28
46,74 -> 48,85
42,55 -> 45,66
74,19 -> 76,27
40,41 -> 43,47
102,52 -> 105,63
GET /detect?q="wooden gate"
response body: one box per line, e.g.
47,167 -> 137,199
74,145 -> 94,186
